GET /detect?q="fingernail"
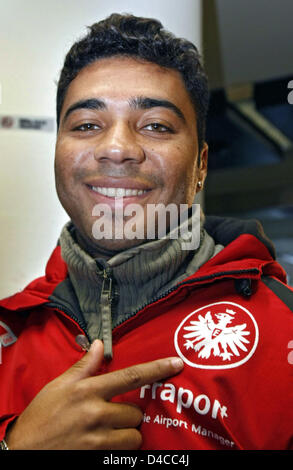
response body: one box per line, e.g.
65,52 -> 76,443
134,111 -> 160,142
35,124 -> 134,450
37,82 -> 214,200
76,334 -> 90,352
170,357 -> 184,370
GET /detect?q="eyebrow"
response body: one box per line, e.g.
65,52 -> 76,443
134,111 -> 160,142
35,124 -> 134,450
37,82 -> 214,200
62,96 -> 186,125
129,96 -> 186,123
62,98 -> 106,124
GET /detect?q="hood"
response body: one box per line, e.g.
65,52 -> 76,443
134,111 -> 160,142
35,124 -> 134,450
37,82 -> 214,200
204,215 -> 276,258
200,215 -> 286,282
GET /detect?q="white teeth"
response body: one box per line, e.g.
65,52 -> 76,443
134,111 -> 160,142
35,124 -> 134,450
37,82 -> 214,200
107,188 -> 116,197
91,187 -> 148,197
116,188 -> 125,198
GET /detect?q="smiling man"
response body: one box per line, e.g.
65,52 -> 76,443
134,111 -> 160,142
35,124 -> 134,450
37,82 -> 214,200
55,55 -> 207,251
0,13 -> 293,451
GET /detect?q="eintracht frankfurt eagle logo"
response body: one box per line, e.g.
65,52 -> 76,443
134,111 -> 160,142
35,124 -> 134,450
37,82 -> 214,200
174,302 -> 259,369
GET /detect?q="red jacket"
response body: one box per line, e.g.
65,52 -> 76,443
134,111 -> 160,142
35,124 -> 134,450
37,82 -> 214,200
0,216 -> 293,450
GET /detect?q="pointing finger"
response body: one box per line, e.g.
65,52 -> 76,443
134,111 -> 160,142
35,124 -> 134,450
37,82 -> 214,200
93,357 -> 184,400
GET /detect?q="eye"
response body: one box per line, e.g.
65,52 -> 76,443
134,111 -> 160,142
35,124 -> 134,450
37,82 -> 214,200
143,122 -> 173,133
72,123 -> 101,131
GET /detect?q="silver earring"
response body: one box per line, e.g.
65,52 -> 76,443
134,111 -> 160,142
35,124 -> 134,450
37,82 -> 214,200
197,181 -> 202,189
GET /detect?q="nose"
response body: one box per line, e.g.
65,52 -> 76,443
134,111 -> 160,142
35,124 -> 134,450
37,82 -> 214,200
94,121 -> 145,164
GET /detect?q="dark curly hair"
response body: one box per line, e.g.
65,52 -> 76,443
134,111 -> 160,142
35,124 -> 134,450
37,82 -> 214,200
56,13 -> 209,150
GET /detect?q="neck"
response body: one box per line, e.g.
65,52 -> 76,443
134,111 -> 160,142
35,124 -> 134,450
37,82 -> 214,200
74,228 -> 119,260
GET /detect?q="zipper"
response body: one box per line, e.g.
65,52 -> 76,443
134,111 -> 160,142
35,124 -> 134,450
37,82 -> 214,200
100,267 -> 114,359
113,267 -> 260,329
47,266 -> 115,358
46,302 -> 89,339
47,267 -> 260,346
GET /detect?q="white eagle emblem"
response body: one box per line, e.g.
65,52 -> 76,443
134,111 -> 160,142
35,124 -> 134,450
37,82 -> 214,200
183,308 -> 250,361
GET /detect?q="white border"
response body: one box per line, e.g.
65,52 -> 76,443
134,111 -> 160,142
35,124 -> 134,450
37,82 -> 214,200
174,301 -> 259,370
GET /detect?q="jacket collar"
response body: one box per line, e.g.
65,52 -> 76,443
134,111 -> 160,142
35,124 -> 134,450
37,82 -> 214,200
0,216 -> 286,312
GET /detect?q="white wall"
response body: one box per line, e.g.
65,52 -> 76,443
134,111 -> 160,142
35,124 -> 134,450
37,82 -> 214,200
0,0 -> 202,298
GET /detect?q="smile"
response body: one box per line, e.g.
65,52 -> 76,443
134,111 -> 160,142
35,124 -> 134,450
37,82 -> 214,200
90,186 -> 149,198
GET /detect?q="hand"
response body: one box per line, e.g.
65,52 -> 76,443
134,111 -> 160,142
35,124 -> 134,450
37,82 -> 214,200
6,339 -> 183,450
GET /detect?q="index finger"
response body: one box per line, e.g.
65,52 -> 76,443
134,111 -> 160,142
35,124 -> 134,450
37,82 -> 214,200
94,356 -> 184,400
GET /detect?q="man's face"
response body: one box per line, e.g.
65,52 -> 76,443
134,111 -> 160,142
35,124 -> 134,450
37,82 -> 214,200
55,56 -> 208,251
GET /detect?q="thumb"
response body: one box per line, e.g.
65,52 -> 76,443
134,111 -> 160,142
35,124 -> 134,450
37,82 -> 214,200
61,339 -> 104,384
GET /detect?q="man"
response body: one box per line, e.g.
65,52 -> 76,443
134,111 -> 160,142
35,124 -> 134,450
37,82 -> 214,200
0,13 -> 292,450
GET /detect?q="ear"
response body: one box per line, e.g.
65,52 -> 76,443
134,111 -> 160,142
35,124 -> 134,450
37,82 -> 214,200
196,142 -> 208,192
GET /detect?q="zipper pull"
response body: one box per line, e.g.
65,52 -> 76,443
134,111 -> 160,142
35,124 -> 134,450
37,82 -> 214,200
101,268 -> 113,301
100,268 -> 113,360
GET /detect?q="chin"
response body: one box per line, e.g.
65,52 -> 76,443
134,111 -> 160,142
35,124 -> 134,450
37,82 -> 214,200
73,217 -> 148,254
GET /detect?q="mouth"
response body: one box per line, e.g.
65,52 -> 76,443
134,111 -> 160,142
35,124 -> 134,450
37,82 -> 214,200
89,186 -> 149,198
85,177 -> 154,201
